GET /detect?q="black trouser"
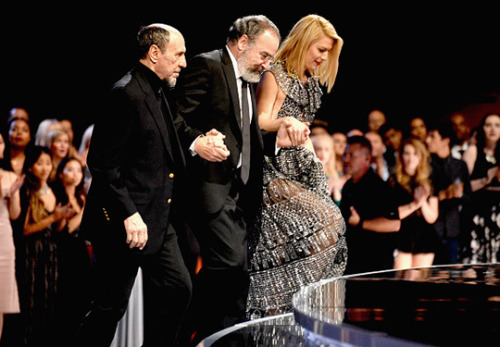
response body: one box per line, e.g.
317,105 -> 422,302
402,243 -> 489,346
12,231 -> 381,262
182,187 -> 250,346
76,224 -> 192,347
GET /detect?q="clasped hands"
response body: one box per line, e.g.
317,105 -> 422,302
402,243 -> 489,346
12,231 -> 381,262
194,129 -> 230,162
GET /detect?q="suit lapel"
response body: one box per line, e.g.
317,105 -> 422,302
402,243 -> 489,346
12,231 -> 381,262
220,49 -> 243,140
134,69 -> 179,166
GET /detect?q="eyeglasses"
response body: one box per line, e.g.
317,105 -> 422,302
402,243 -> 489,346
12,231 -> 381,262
259,51 -> 274,63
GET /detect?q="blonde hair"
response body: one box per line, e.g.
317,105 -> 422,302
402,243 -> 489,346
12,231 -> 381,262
311,133 -> 338,178
395,138 -> 432,193
274,14 -> 343,93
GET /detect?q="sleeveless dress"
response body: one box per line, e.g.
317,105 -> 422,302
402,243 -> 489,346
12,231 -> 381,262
0,172 -> 20,315
246,63 -> 347,319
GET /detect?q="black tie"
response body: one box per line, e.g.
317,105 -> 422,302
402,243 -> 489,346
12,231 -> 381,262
240,80 -> 251,184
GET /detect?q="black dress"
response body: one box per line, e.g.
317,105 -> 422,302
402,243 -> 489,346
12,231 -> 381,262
389,176 -> 439,254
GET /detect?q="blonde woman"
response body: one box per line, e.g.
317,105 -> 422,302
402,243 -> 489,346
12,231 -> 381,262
247,14 -> 347,319
389,138 -> 439,269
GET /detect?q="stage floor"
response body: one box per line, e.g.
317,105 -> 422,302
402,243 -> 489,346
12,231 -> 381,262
200,264 -> 500,346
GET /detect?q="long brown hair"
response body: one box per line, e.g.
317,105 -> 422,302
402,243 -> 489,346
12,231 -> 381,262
395,138 -> 432,193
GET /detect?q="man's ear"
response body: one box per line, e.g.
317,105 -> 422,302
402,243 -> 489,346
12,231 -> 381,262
148,44 -> 161,64
237,35 -> 249,52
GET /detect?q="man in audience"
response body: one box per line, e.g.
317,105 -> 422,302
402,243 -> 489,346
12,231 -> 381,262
426,121 -> 472,264
340,136 -> 400,274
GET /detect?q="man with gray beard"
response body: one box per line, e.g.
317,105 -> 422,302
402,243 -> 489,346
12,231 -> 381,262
174,15 -> 283,344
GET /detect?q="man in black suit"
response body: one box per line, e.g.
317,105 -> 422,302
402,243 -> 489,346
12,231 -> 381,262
77,24 -> 229,347
174,15 -> 282,344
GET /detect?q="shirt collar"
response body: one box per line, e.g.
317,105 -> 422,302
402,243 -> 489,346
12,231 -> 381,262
137,62 -> 164,95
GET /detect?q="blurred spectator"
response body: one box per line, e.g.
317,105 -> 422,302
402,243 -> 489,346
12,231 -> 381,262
77,124 -> 94,193
409,116 -> 428,142
425,121 -> 472,264
18,146 -> 74,346
340,136 -> 400,274
7,107 -> 30,124
346,128 -> 363,137
312,133 -> 348,205
7,118 -> 32,176
52,157 -> 92,345
461,113 -> 500,263
0,131 -> 23,343
389,138 -> 439,269
332,131 -> 347,176
449,112 -> 471,160
34,118 -> 62,147
46,130 -> 70,182
379,122 -> 403,174
59,119 -> 80,160
365,130 -> 389,181
367,109 -> 386,132
310,119 -> 330,136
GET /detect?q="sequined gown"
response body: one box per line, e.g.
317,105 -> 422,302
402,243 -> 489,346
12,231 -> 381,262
246,63 -> 347,319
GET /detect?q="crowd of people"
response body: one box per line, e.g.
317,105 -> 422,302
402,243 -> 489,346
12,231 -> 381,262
0,12 -> 499,347
0,108 -> 95,346
311,109 -> 500,274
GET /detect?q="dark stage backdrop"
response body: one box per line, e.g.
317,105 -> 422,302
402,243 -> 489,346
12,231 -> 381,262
2,4 -> 500,146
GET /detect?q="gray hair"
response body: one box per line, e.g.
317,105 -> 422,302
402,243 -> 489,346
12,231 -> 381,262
227,15 -> 280,44
137,24 -> 176,58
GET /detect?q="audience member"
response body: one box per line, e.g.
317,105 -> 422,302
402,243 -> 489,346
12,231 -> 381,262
0,131 -> 23,342
52,157 -> 92,345
409,116 -> 428,142
77,124 -> 94,193
340,136 -> 400,274
7,107 -> 30,125
426,121 -> 472,264
59,119 -> 80,160
379,122 -> 403,174
312,133 -> 348,204
310,119 -> 330,136
18,146 -> 74,346
7,118 -> 32,176
332,131 -> 347,175
34,118 -> 62,147
366,109 -> 386,132
449,112 -> 471,160
346,128 -> 363,137
365,130 -> 389,180
389,138 -> 439,269
461,112 -> 500,263
46,130 -> 71,181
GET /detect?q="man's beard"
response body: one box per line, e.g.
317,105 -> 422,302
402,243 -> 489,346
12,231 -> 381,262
167,77 -> 177,88
238,52 -> 264,83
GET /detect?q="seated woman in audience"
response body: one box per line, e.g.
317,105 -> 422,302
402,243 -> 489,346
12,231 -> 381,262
461,112 -> 500,263
19,146 -> 74,346
389,138 -> 439,269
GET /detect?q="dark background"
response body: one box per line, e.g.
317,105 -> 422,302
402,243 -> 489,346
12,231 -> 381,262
3,4 -> 500,146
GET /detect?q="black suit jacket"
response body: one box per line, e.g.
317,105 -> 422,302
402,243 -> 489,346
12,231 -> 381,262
175,48 -> 269,215
82,63 -> 198,255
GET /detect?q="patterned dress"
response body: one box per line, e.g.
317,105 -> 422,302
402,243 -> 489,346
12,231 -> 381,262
246,63 -> 347,319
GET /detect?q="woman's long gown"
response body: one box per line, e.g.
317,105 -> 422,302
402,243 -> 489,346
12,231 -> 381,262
246,63 -> 347,319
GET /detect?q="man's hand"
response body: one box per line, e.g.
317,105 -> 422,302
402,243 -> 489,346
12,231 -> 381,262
194,129 -> 230,162
124,212 -> 148,250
